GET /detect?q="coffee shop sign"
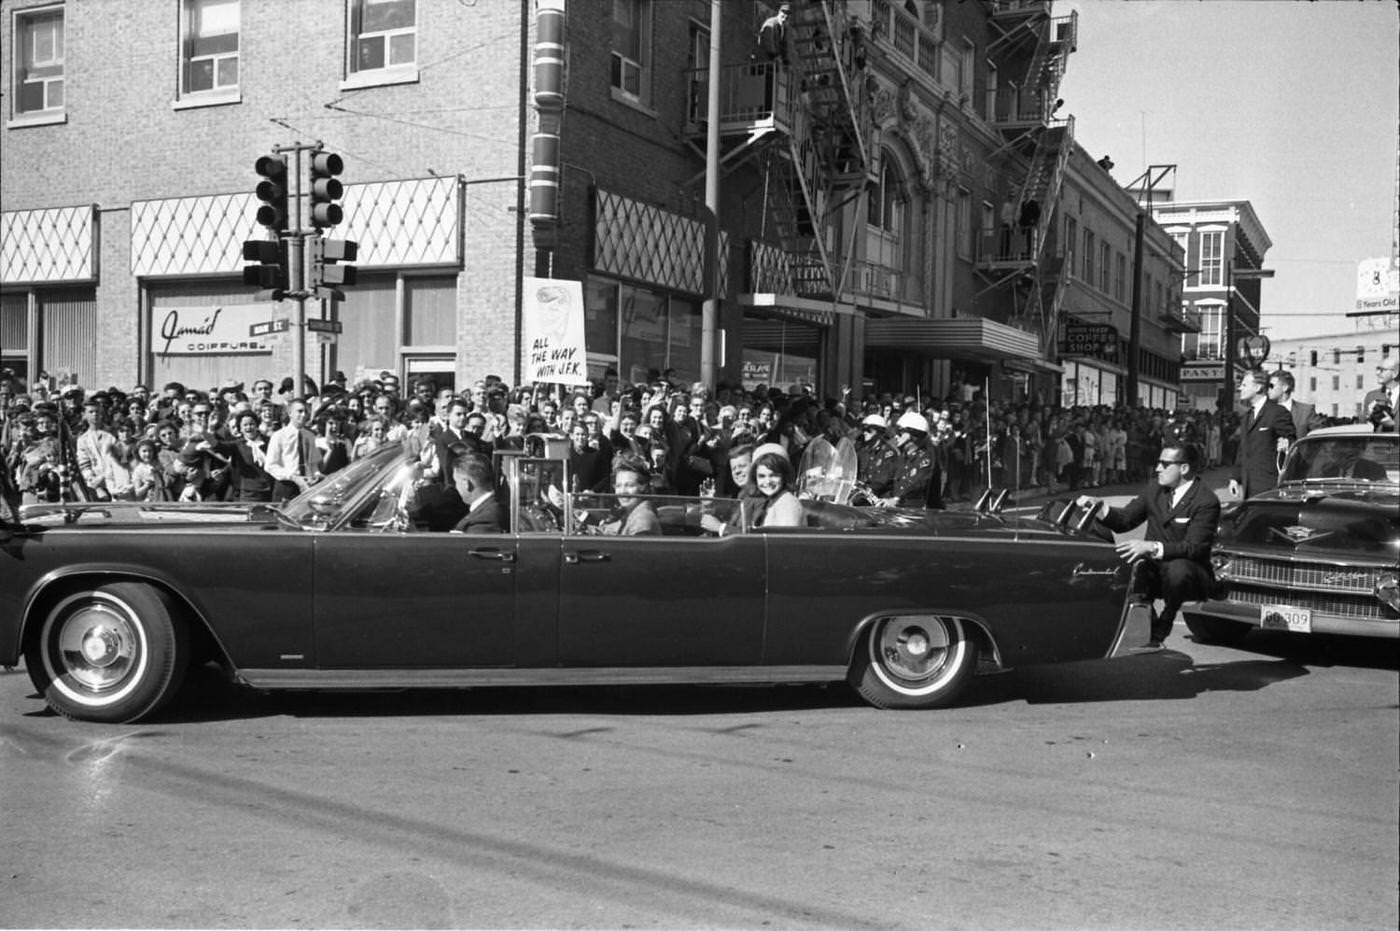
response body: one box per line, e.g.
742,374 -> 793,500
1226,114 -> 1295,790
1060,323 -> 1118,360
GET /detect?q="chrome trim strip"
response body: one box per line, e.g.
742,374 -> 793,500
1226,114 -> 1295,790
237,665 -> 850,690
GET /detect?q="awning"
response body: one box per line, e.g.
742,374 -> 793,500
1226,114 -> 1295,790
738,292 -> 839,327
865,317 -> 1042,364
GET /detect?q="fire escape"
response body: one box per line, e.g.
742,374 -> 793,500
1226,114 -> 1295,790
684,0 -> 872,299
979,1 -> 1077,356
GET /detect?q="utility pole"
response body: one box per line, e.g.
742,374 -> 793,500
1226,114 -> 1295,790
700,0 -> 723,388
1125,164 -> 1175,406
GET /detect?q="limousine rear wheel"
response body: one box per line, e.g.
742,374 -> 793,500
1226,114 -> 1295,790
850,616 -> 977,710
26,582 -> 189,723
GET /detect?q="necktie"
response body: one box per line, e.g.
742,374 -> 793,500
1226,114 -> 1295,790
298,430 -> 312,477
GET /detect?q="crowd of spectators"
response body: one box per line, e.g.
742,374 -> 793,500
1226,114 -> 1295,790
0,362 -> 1372,521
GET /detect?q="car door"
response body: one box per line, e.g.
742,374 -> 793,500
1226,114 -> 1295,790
555,528 -> 767,668
312,531 -> 518,667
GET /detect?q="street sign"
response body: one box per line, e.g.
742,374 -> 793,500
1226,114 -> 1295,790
249,318 -> 290,338
1236,335 -> 1270,368
305,318 -> 343,334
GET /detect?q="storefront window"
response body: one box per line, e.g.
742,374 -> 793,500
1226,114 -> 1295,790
584,277 -> 619,371
667,297 -> 701,386
619,284 -> 667,385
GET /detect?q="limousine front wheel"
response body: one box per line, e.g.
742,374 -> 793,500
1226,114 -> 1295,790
26,582 -> 189,723
850,615 -> 976,710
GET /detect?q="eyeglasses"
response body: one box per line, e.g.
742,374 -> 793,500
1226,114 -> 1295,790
1156,459 -> 1183,468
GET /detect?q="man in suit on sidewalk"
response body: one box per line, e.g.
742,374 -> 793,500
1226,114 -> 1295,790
1267,369 -> 1322,441
1362,353 -> 1398,432
1078,442 -> 1220,649
1229,368 -> 1295,500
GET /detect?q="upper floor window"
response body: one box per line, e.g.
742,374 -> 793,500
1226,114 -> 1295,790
610,0 -> 652,106
12,5 -> 64,120
1082,230 -> 1095,282
348,0 -> 416,77
1198,229 -> 1224,287
955,188 -> 972,260
180,0 -> 239,99
1114,253 -> 1126,302
868,159 -> 906,235
1098,241 -> 1111,292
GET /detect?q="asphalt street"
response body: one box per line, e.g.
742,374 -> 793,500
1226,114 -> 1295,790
2,624 -> 1396,930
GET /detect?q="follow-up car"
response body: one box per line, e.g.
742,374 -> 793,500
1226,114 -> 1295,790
2,444 -> 1151,723
1183,426 -> 1400,644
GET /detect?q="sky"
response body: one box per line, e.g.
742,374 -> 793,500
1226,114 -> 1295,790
1055,0 -> 1399,341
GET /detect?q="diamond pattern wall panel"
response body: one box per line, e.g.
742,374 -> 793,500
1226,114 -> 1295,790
341,176 -> 459,268
131,176 -> 459,279
132,193 -> 256,277
1,205 -> 97,284
594,189 -> 728,297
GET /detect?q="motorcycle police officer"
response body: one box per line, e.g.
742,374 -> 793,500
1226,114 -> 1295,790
855,413 -> 900,499
884,411 -> 944,509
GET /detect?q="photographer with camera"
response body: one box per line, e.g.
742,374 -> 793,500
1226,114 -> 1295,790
1362,353 -> 1398,433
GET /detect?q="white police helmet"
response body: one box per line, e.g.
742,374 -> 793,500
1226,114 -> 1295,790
861,413 -> 887,429
895,411 -> 930,434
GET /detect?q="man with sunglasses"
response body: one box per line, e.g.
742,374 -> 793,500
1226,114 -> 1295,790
1077,442 -> 1219,650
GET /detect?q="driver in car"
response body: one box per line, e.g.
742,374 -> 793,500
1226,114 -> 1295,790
599,456 -> 661,536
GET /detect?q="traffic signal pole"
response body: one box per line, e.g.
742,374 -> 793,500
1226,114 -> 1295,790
244,142 -> 356,400
287,145 -> 308,401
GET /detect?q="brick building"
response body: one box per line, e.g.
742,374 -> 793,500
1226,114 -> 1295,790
4,0 -> 1169,406
1144,197 -> 1273,411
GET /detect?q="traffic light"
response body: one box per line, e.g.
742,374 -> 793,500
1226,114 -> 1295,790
309,151 -> 346,228
1309,350 -> 1318,367
253,155 -> 289,231
1333,348 -> 1341,365
241,238 -> 287,301
307,236 -> 358,301
1356,345 -> 1364,364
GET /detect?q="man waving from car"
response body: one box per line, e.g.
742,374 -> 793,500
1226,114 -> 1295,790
1076,442 -> 1219,650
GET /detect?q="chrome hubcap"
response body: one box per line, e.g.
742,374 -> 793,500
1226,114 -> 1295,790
57,605 -> 138,692
877,620 -> 951,683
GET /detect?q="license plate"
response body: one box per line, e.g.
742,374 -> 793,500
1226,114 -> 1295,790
1261,604 -> 1312,633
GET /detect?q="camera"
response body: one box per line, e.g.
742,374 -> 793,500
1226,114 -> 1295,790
1368,398 -> 1393,430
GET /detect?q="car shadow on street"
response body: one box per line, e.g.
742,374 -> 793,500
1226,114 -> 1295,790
1206,629 -> 1400,671
964,649 -> 1311,706
161,663 -> 861,723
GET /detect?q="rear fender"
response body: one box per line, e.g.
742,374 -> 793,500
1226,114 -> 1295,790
846,611 -> 1005,674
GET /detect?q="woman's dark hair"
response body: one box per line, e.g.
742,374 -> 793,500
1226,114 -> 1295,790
752,451 -> 794,490
611,454 -> 652,484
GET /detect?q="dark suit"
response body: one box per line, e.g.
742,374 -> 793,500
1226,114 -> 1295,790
1232,400 -> 1295,498
451,494 -> 505,533
1098,478 -> 1221,643
1287,399 -> 1320,439
218,437 -> 274,501
411,485 -> 468,532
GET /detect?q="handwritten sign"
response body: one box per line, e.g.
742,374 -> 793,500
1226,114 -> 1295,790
152,304 -> 280,355
523,277 -> 589,386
